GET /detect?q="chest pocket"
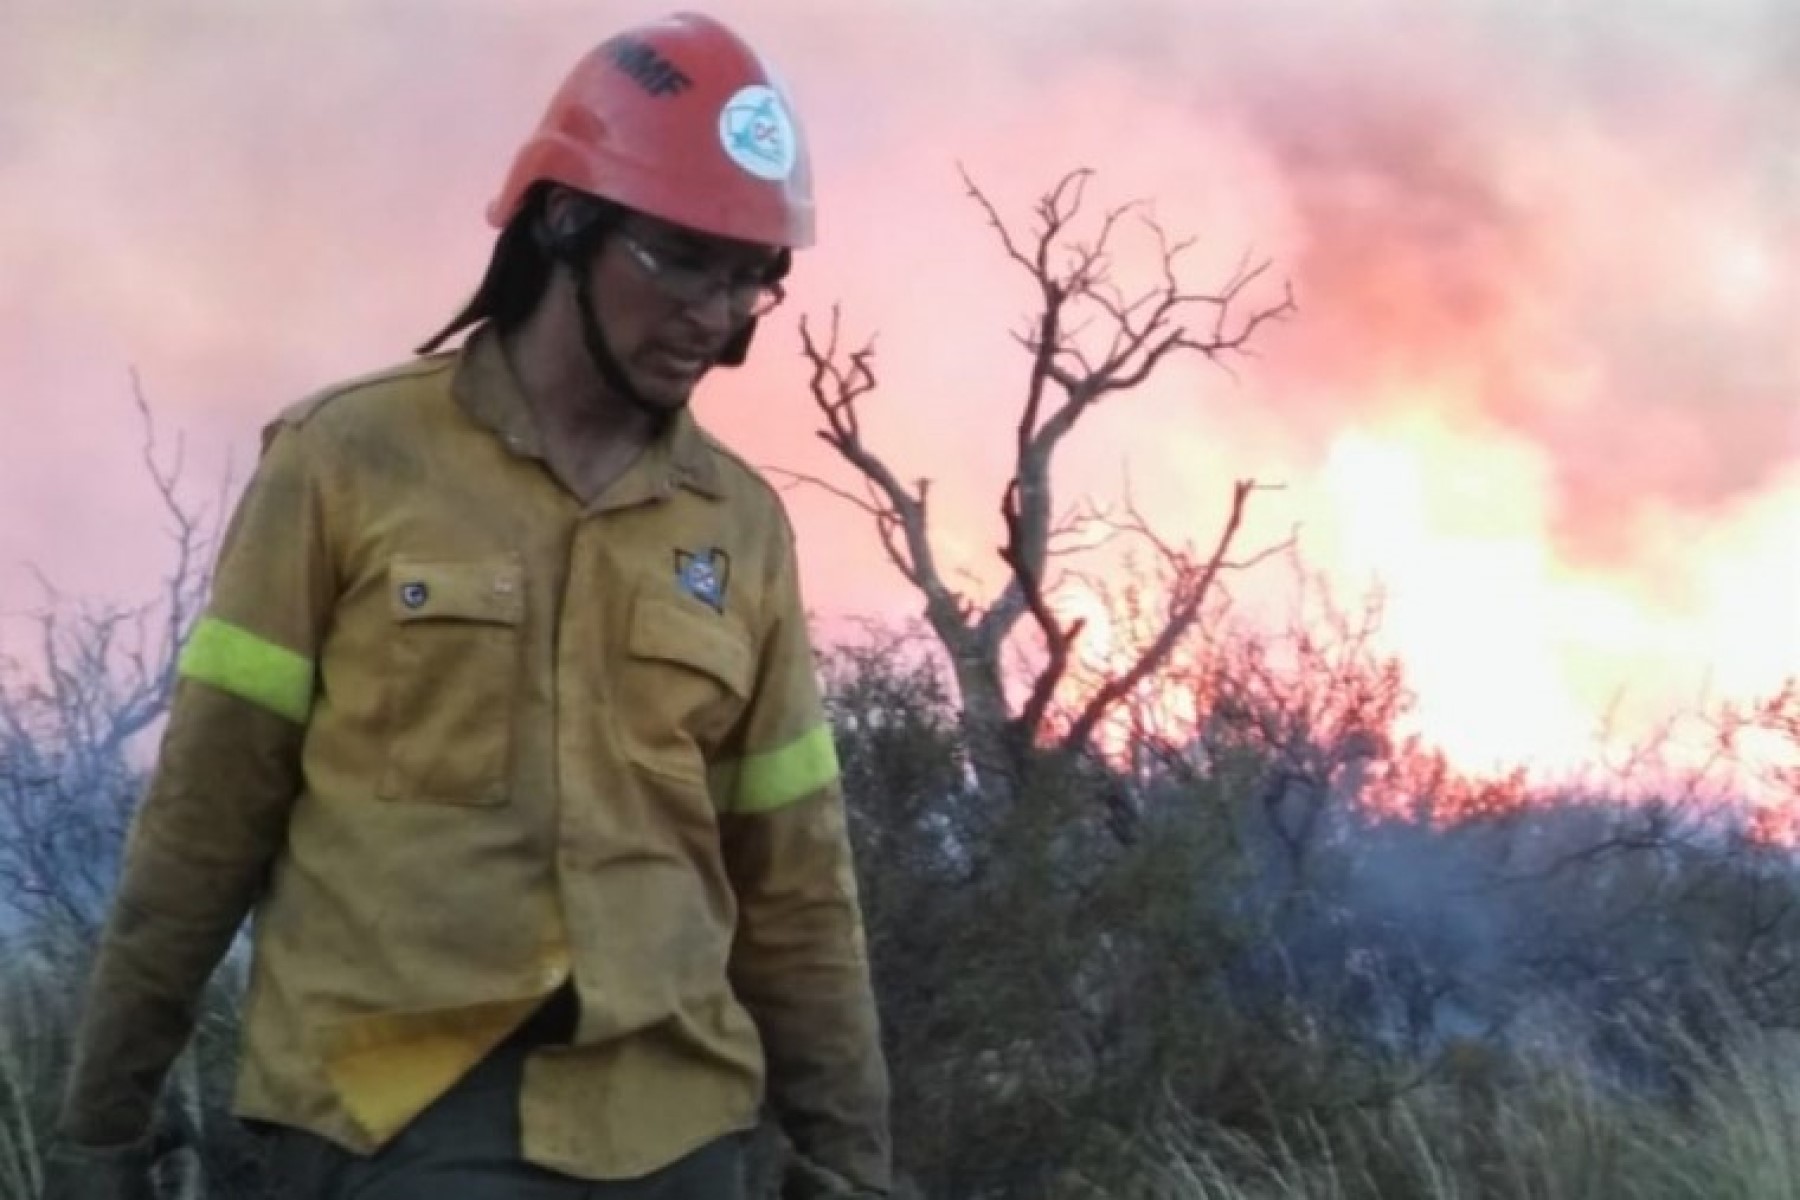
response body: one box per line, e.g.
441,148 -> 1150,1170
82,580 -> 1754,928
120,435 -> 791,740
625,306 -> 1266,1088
622,594 -> 754,783
379,557 -> 524,806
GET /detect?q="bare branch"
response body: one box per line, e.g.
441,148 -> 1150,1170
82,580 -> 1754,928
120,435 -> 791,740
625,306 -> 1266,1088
1061,478 -> 1262,756
764,465 -> 886,519
1001,475 -> 1084,747
799,310 -> 975,641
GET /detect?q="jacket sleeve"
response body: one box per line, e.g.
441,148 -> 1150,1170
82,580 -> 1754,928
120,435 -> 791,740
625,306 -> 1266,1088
57,417 -> 335,1147
714,514 -> 892,1198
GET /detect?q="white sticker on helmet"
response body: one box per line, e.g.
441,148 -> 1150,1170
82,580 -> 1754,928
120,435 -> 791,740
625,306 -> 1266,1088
718,85 -> 797,182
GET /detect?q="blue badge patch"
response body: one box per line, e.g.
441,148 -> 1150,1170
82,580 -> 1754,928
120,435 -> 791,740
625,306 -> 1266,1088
400,581 -> 430,610
674,548 -> 730,612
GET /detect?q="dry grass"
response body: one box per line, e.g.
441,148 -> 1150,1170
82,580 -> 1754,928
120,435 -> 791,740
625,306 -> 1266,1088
1100,1020 -> 1800,1200
0,950 -> 63,1200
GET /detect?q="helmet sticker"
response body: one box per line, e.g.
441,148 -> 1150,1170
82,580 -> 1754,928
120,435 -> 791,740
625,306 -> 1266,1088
719,85 -> 798,182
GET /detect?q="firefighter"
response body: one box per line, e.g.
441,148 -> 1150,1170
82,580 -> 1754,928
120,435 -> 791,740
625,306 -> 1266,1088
45,12 -> 891,1199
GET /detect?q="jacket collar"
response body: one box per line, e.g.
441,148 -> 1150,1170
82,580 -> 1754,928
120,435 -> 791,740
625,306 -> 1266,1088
449,324 -> 725,502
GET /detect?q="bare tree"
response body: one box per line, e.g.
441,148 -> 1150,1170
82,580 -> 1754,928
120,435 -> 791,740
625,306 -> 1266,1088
786,166 -> 1295,808
0,382 -> 247,1200
0,376 -> 222,938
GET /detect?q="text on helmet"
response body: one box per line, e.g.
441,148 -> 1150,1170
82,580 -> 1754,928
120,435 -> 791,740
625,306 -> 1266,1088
606,36 -> 693,98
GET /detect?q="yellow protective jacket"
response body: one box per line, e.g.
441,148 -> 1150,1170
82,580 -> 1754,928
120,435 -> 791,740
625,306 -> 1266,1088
57,326 -> 891,1190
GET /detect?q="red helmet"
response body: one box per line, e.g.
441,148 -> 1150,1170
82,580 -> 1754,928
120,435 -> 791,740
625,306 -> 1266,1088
488,12 -> 814,248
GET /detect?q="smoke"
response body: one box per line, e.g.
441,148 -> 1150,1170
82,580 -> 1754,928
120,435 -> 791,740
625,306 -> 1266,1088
1094,0 -> 1800,554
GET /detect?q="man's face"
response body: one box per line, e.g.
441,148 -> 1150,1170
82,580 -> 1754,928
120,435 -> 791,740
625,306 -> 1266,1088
585,215 -> 784,411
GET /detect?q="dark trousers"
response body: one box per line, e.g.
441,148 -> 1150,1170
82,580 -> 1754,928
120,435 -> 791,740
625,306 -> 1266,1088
261,992 -> 747,1199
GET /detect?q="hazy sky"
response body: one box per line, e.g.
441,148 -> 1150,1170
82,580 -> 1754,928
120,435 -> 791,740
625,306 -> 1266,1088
2,0 -> 1796,778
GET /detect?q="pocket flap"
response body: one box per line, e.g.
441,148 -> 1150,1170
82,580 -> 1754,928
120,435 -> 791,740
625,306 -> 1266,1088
388,559 -> 525,625
629,595 -> 754,698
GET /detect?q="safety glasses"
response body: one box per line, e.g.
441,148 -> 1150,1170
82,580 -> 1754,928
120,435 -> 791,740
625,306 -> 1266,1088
617,232 -> 786,320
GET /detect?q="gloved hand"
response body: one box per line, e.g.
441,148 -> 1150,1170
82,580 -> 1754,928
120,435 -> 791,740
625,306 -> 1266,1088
38,1138 -> 156,1200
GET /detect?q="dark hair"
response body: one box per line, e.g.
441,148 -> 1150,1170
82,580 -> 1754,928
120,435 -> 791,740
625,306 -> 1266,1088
415,185 -> 615,355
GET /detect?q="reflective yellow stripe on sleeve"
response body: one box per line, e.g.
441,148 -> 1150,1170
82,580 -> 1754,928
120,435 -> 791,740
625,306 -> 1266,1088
734,724 -> 841,814
178,617 -> 315,723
